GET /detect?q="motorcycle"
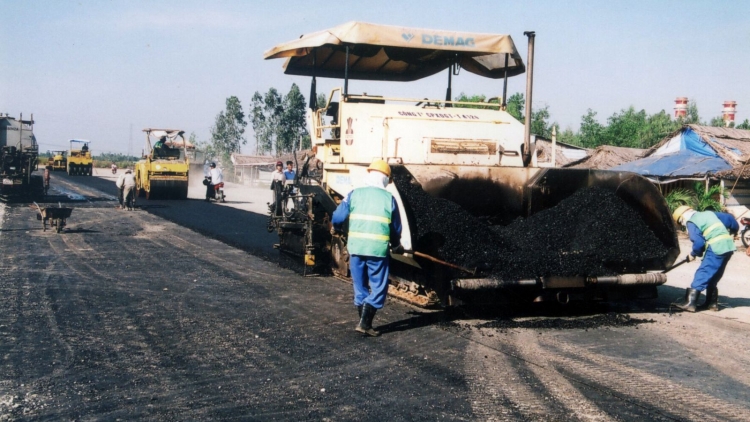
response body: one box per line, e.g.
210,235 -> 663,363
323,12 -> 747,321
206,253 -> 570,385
740,216 -> 750,248
203,176 -> 225,203
111,164 -> 118,174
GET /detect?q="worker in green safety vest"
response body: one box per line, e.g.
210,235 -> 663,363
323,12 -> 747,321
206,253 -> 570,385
331,159 -> 404,337
671,206 -> 738,312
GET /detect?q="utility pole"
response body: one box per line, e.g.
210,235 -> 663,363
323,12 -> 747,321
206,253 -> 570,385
128,123 -> 133,157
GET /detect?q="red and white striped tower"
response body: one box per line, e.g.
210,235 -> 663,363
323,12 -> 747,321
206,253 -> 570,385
674,97 -> 688,118
722,101 -> 737,127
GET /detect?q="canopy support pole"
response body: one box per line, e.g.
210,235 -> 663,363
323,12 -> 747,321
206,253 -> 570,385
344,46 -> 349,96
309,49 -> 317,110
501,53 -> 509,110
522,31 -> 536,168
445,65 -> 452,107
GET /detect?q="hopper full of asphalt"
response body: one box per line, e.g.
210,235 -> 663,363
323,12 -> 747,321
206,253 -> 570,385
392,168 -> 669,281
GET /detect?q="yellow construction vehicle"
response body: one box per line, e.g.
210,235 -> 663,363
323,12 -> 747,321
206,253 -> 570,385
265,22 -> 680,307
135,128 -> 190,199
67,139 -> 92,176
48,150 -> 67,171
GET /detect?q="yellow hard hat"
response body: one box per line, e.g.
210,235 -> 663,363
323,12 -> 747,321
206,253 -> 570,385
367,159 -> 391,177
672,205 -> 693,224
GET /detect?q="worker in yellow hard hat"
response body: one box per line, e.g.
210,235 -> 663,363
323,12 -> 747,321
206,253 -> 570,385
671,205 -> 738,312
330,159 -> 403,336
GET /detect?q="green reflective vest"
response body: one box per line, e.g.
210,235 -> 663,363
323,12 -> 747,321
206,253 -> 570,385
347,187 -> 393,257
689,211 -> 736,255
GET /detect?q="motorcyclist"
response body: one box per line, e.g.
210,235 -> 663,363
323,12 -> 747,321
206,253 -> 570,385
205,162 -> 224,202
111,163 -> 118,174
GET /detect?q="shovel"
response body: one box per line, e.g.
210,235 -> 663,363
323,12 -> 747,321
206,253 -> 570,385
413,251 -> 477,276
662,257 -> 690,274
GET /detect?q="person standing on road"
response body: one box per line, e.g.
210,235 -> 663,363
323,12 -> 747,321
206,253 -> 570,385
115,170 -> 127,209
268,161 -> 286,214
205,162 -> 224,201
122,169 -> 136,211
672,206 -> 738,312
331,159 -> 404,337
283,161 -> 296,182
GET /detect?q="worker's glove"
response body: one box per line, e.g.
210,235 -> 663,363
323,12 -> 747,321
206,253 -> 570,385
391,243 -> 405,255
686,254 -> 696,263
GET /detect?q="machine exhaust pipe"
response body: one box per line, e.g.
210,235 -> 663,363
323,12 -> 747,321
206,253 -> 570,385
452,278 -> 537,291
587,273 -> 667,286
452,272 -> 667,292
522,31 -> 536,168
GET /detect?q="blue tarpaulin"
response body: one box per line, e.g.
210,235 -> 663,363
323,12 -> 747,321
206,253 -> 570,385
612,128 -> 733,177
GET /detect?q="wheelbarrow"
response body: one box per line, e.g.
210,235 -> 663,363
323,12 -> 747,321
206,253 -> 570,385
34,202 -> 73,233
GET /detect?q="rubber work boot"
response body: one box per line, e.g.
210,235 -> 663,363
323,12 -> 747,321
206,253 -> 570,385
356,305 -> 363,319
672,288 -> 700,312
356,303 -> 380,337
700,287 -> 719,311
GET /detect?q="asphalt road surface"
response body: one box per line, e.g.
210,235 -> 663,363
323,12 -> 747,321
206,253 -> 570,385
1,172 -> 749,421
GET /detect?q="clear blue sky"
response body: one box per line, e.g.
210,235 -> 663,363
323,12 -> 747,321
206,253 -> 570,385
2,0 -> 748,154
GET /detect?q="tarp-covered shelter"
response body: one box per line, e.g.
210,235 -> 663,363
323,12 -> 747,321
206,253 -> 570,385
613,125 -> 750,212
566,145 -> 646,170
534,138 -> 590,167
232,151 -> 321,185
612,125 -> 750,180
263,21 -> 525,81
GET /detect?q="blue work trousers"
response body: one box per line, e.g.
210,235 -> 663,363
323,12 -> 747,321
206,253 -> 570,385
350,255 -> 390,309
691,248 -> 733,292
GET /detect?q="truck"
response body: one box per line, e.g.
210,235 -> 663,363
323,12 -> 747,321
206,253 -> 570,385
135,128 -> 190,199
67,139 -> 92,176
264,22 -> 680,307
0,113 -> 44,200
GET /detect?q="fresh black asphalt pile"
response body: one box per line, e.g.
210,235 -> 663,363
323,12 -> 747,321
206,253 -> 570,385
393,170 -> 668,281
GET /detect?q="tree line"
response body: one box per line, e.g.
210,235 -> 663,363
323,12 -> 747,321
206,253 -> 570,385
204,86 -> 750,164
456,92 -> 750,149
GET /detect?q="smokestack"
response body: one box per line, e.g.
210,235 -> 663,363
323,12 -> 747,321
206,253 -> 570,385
722,101 -> 737,127
674,97 -> 688,118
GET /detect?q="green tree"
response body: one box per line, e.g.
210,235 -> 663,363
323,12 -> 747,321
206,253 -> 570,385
251,84 -> 309,156
556,126 -> 581,145
579,109 -> 603,148
643,110 -> 679,148
278,83 -> 309,152
210,96 -> 247,156
600,107 -> 648,148
316,93 -> 328,110
709,116 -> 726,127
678,100 -> 701,125
506,92 -> 525,122
530,105 -> 552,138
251,88 -> 283,155
737,119 -> 750,130
454,92 -> 489,109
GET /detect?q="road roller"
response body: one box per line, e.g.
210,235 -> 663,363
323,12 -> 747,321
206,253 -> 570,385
263,22 -> 680,307
67,139 -> 93,176
135,128 -> 190,200
48,150 -> 67,171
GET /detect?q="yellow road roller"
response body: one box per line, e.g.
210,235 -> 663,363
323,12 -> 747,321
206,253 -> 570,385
67,139 -> 92,176
48,150 -> 67,171
135,128 -> 190,200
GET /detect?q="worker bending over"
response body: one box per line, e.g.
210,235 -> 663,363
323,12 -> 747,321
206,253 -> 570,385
332,159 -> 404,337
672,206 -> 738,312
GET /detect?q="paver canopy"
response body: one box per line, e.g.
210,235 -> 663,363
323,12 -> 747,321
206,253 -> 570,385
264,21 -> 525,81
